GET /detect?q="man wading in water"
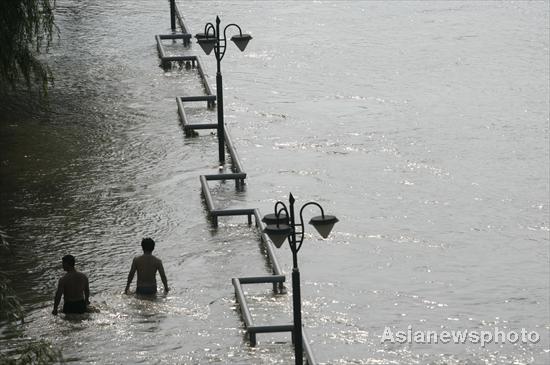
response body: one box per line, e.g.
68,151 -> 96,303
125,238 -> 169,296
52,255 -> 90,315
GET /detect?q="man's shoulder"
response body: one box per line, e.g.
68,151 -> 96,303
60,271 -> 87,281
71,271 -> 88,280
134,254 -> 147,262
149,255 -> 163,266
134,254 -> 162,264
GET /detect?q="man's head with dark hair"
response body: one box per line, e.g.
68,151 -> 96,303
62,255 -> 76,270
141,238 -> 155,253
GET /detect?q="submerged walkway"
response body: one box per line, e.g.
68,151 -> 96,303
154,2 -> 317,364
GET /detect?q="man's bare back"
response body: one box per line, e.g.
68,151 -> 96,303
59,271 -> 89,301
131,254 -> 166,288
52,255 -> 90,315
125,238 -> 169,295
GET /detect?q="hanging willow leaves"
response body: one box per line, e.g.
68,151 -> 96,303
0,273 -> 24,323
0,232 -> 63,364
0,0 -> 57,94
0,340 -> 63,365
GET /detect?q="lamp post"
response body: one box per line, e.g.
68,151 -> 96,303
169,0 -> 176,31
262,193 -> 338,365
195,17 -> 252,165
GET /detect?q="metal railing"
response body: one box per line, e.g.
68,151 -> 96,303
155,3 -> 317,363
157,0 -> 193,68
232,277 -> 291,346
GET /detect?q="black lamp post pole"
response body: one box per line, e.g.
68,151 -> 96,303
169,0 -> 176,31
197,17 -> 251,164
214,16 -> 225,164
264,194 -> 338,365
288,194 -> 304,365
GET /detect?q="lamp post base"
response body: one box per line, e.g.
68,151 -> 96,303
292,267 -> 303,365
216,71 -> 225,164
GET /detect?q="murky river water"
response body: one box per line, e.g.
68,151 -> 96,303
1,1 -> 548,364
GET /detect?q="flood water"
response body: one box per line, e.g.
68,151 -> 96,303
1,1 -> 548,364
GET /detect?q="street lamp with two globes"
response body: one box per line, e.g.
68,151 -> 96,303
195,17 -> 252,164
262,193 -> 338,365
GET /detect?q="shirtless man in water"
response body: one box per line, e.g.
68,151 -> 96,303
125,238 -> 169,295
52,255 -> 90,315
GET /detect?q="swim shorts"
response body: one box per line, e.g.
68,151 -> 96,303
136,286 -> 157,295
63,300 -> 87,314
